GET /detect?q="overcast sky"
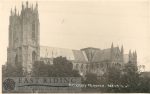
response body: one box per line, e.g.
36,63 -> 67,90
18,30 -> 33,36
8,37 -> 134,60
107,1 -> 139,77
0,0 -> 150,71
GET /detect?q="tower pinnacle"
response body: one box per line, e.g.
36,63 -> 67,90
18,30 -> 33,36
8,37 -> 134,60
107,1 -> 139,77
26,1 -> 28,8
10,8 -> 13,15
121,45 -> 124,54
36,2 -> 38,8
14,6 -> 16,15
22,2 -> 24,9
111,42 -> 114,49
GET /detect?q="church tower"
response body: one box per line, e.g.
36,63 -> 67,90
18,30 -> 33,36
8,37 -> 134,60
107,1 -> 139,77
7,2 -> 40,75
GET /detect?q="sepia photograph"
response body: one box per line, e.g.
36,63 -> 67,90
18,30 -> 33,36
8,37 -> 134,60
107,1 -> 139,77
0,0 -> 150,93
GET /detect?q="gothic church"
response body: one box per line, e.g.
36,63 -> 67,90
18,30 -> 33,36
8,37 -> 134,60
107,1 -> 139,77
7,2 -> 137,76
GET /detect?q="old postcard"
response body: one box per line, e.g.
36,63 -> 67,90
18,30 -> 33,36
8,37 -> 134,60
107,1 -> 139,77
1,0 -> 150,93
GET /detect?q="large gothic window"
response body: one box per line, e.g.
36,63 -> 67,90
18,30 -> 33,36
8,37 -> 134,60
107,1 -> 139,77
32,23 -> 35,40
32,51 -> 36,63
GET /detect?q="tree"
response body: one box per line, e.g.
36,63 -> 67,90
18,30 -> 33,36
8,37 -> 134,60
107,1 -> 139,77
120,61 -> 140,92
138,76 -> 150,92
102,65 -> 122,92
51,56 -> 80,77
84,72 -> 98,84
104,66 -> 121,84
32,61 -> 51,77
3,62 -> 23,77
32,56 -> 81,77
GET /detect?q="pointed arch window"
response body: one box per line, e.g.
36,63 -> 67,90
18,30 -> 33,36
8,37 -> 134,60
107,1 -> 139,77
32,22 -> 36,40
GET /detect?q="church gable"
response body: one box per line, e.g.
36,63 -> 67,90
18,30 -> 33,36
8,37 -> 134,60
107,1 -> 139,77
91,51 -> 103,62
72,50 -> 88,62
91,48 -> 111,62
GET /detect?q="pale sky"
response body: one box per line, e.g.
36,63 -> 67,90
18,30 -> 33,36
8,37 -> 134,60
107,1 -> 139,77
0,0 -> 150,71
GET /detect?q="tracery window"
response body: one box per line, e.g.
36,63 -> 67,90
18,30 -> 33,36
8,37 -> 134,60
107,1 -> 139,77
32,22 -> 35,40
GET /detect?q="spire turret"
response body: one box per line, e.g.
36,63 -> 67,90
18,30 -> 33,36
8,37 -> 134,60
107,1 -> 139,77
121,45 -> 124,54
36,2 -> 38,9
14,6 -> 16,15
22,2 -> 24,10
135,50 -> 137,57
111,42 -> 114,61
34,2 -> 38,14
26,1 -> 28,8
129,50 -> 131,56
111,42 -> 114,49
129,50 -> 132,63
10,8 -> 13,15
